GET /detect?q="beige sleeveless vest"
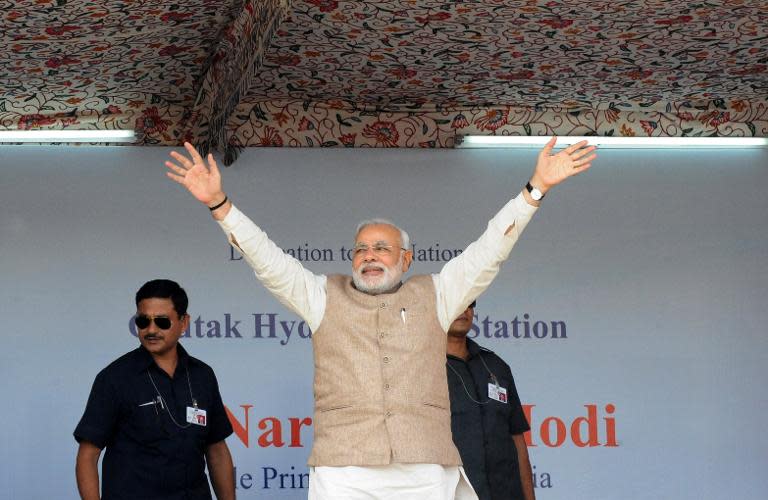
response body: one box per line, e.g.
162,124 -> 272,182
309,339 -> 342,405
307,274 -> 462,466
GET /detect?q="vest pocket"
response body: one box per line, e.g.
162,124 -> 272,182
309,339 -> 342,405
421,401 -> 448,410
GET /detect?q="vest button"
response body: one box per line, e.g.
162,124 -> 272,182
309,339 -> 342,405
380,303 -> 386,308
383,356 -> 390,363
384,383 -> 390,390
379,332 -> 386,338
386,411 -> 393,417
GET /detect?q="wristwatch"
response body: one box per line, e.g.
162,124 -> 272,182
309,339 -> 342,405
525,182 -> 545,201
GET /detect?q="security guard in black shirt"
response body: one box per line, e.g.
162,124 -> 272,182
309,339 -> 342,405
446,301 -> 535,500
74,279 -> 235,500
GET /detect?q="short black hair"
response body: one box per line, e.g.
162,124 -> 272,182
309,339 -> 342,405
135,279 -> 188,317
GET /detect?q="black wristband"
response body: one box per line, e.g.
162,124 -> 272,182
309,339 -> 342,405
208,196 -> 228,211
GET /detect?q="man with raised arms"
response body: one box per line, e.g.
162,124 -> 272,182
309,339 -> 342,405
165,138 -> 595,499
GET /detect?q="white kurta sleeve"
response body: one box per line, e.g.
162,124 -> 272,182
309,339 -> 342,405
217,205 -> 327,331
433,192 -> 538,331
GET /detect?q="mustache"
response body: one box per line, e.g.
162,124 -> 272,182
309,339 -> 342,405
359,264 -> 385,272
143,334 -> 163,340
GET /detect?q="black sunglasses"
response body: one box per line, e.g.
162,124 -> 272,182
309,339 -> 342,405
134,315 -> 172,330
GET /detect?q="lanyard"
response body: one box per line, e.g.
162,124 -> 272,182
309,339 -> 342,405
447,352 -> 499,405
147,364 -> 197,429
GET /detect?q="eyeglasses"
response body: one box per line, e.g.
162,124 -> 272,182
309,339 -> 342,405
135,315 -> 172,330
353,243 -> 406,257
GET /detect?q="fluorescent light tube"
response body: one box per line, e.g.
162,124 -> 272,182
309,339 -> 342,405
455,135 -> 768,149
0,130 -> 136,143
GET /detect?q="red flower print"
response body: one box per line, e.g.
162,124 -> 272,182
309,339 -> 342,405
455,52 -> 470,63
339,133 -> 356,147
45,25 -> 80,36
729,64 -> 766,76
655,16 -> 693,26
474,109 -> 509,131
415,12 -> 452,24
161,12 -> 193,23
640,120 -> 657,135
363,121 -> 400,146
257,127 -> 284,146
307,0 -> 338,13
389,67 -> 417,79
298,117 -> 314,131
268,54 -> 301,66
104,105 -> 122,115
18,114 -> 56,130
730,100 -> 747,113
624,69 -> 654,80
272,112 -> 289,127
136,107 -> 170,136
45,56 -> 79,68
541,18 -> 574,29
699,111 -> 730,127
496,70 -> 535,81
451,114 -> 469,129
159,45 -> 188,57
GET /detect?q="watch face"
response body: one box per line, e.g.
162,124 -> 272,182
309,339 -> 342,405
526,182 -> 544,200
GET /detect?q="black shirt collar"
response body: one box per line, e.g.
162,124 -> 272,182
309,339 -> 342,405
133,342 -> 191,374
447,337 -> 482,362
465,338 -> 482,358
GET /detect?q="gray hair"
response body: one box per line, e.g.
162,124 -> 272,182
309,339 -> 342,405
355,218 -> 410,250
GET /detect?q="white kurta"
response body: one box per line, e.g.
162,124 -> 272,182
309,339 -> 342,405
309,464 -> 477,500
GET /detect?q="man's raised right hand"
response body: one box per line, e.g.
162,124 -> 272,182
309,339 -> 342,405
165,142 -> 227,207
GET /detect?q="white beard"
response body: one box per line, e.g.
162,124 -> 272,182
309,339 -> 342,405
352,254 -> 405,295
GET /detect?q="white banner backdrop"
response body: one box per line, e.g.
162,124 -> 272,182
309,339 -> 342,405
1,145 -> 767,499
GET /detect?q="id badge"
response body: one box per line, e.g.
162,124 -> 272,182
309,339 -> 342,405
488,383 -> 508,403
186,406 -> 207,426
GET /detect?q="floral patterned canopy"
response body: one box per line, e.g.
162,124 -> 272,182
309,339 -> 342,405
2,0 -> 766,161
